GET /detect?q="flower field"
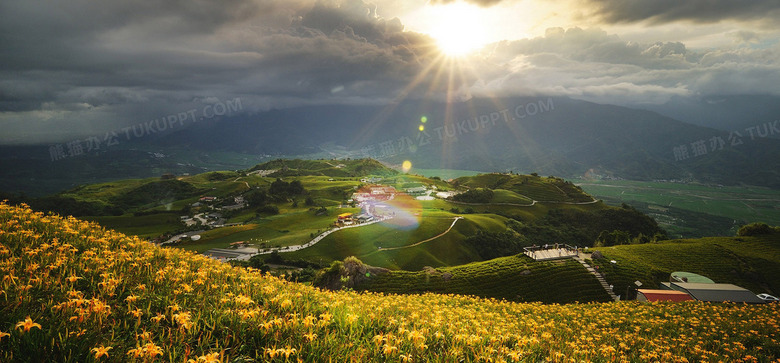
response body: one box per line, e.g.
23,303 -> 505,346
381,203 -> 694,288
1,202 -> 779,362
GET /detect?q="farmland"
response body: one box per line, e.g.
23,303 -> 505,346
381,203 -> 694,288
579,179 -> 780,237
358,255 -> 613,304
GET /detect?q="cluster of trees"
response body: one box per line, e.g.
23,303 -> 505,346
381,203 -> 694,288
112,180 -> 200,211
27,196 -> 124,217
244,178 -> 307,215
737,222 -> 780,236
312,256 -> 388,291
464,230 -> 527,260
450,188 -> 494,203
230,252 -> 323,283
503,204 -> 666,248
244,189 -> 279,215
594,230 -> 658,246
269,178 -> 305,197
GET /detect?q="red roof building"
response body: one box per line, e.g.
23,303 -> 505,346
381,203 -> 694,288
637,289 -> 694,302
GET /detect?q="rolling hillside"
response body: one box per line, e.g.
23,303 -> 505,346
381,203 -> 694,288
1,202 -> 779,362
4,159 -> 665,270
452,173 -> 593,203
592,235 -> 780,299
356,255 -> 613,304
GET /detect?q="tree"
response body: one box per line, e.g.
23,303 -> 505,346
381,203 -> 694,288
451,188 -> 494,203
737,223 -> 779,236
246,190 -> 268,207
305,196 -> 316,206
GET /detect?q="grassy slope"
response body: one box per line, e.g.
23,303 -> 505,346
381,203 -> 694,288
592,236 -> 780,298
38,162 -> 612,253
285,211 -> 503,270
454,173 -> 593,203
178,207 -> 361,253
359,255 -> 613,304
2,202 -> 779,362
84,213 -> 183,239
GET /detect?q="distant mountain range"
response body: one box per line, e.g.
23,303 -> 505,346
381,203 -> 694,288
641,94 -> 780,132
151,96 -> 780,187
2,96 -> 780,196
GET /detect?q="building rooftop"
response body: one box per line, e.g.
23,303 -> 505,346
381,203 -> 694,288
669,282 -> 765,303
637,289 -> 694,302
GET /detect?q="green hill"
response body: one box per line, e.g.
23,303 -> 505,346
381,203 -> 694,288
6,159 -> 664,268
592,235 -> 780,298
285,212 -> 504,270
453,173 -> 594,203
355,255 -> 613,304
251,158 -> 399,178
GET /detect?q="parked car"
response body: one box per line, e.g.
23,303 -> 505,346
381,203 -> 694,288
756,293 -> 779,303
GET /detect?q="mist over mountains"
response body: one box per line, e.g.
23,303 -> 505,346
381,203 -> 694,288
2,96 -> 779,196
153,96 -> 780,185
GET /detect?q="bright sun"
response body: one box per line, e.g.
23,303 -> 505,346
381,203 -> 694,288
428,3 -> 490,56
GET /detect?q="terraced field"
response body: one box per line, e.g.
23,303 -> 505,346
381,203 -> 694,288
593,235 -> 780,299
359,255 -> 613,303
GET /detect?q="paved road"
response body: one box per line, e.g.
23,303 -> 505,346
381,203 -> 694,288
232,216 -> 391,261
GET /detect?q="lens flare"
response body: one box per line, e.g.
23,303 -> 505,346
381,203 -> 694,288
351,185 -> 422,235
402,160 -> 412,173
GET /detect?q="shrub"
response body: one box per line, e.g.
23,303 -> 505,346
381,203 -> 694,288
737,222 -> 780,236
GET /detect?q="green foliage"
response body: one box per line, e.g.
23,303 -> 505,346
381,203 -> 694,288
206,171 -> 237,181
514,206 -> 666,247
305,196 -> 316,206
580,180 -> 780,238
453,173 -> 593,202
463,230 -> 527,260
738,222 -> 780,236
256,204 -> 279,215
451,188 -> 494,203
28,196 -> 123,217
245,189 -> 268,207
593,235 -> 780,300
107,179 -> 201,212
357,255 -> 612,303
269,178 -> 305,198
251,158 -> 398,178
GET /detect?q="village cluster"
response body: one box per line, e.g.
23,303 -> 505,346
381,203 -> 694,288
162,178 -> 446,262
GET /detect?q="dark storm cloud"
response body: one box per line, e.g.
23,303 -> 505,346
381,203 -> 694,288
475,27 -> 780,105
427,0 -> 780,24
579,0 -> 780,24
0,0 -> 444,143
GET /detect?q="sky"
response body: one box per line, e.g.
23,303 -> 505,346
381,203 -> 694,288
1,0 -> 780,143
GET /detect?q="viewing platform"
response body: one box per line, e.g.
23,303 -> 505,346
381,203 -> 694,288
524,244 -> 580,261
